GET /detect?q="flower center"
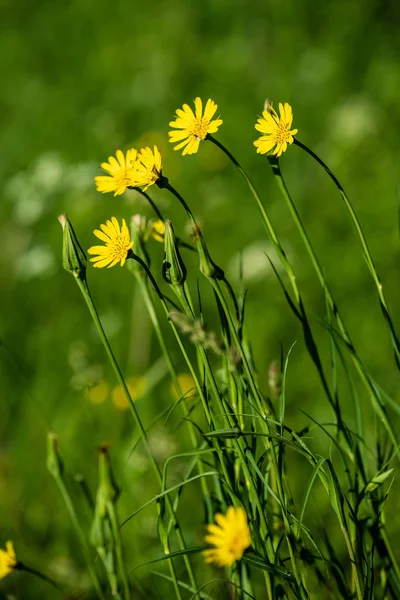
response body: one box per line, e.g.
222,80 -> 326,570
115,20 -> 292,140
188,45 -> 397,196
110,236 -> 129,260
274,122 -> 291,144
115,168 -> 132,186
192,117 -> 209,141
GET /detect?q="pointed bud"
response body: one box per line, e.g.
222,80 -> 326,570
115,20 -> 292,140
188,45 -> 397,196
46,432 -> 64,479
162,220 -> 187,286
58,214 -> 87,280
98,444 -> 119,506
194,225 -> 224,280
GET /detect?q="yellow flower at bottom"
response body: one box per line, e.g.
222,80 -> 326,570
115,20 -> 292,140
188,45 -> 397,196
0,541 -> 17,579
254,102 -> 298,158
95,148 -> 137,196
204,506 -> 251,567
169,97 -> 223,155
131,146 -> 163,191
88,217 -> 134,269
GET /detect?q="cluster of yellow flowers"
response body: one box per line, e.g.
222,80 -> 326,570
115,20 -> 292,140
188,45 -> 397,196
90,97 -> 297,270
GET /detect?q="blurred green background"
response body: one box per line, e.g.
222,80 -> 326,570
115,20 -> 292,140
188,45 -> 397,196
1,0 -> 400,597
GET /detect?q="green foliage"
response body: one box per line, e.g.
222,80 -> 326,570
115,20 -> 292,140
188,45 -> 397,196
1,0 -> 400,598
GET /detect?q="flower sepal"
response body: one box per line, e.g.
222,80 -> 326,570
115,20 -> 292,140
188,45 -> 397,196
58,214 -> 87,281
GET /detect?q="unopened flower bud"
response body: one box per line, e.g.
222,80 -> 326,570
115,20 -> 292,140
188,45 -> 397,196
98,444 -> 119,506
58,214 -> 87,280
194,225 -> 224,280
162,220 -> 187,286
46,432 -> 64,479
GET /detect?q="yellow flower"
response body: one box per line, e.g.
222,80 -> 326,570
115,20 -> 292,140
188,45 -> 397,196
85,380 -> 110,404
204,506 -> 251,567
88,217 -> 134,269
169,98 -> 223,155
112,377 -> 146,411
130,146 -> 163,191
254,102 -> 298,157
170,373 -> 196,400
0,541 -> 17,579
95,149 -> 138,196
150,220 -> 165,243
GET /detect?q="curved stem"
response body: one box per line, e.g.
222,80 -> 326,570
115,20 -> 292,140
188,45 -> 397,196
53,474 -> 105,599
267,158 -> 397,450
75,276 -> 188,598
294,138 -> 400,368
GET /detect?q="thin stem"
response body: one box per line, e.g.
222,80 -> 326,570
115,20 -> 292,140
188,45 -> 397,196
17,564 -> 62,593
75,276 -> 190,598
130,259 -> 235,502
207,135 -> 299,299
108,505 -> 130,600
267,159 -> 397,451
211,280 -> 306,597
53,475 -> 105,599
294,138 -> 400,368
134,271 -> 212,511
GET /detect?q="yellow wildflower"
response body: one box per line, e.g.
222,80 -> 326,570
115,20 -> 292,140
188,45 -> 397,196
171,373 -> 196,400
112,377 -> 146,411
88,217 -> 133,269
204,507 -> 251,567
131,146 -> 163,191
169,98 -> 222,155
95,149 -> 137,196
85,380 -> 110,404
150,220 -> 165,243
0,541 -> 17,579
254,102 -> 298,157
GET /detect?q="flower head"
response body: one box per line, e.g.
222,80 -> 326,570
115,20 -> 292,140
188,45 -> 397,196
203,506 -> 251,567
0,541 -> 17,579
88,217 -> 133,268
95,149 -> 137,196
254,102 -> 298,157
169,98 -> 223,155
131,146 -> 163,191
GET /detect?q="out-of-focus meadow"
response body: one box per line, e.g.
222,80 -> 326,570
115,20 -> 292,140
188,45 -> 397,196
1,0 -> 400,597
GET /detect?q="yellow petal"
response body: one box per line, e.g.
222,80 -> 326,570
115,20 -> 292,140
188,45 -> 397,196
93,229 -> 111,243
194,97 -> 203,120
204,99 -> 218,122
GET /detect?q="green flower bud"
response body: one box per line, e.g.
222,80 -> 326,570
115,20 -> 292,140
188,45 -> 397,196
162,220 -> 187,286
46,432 -> 64,479
194,225 -> 224,280
98,444 -> 119,506
58,214 -> 87,280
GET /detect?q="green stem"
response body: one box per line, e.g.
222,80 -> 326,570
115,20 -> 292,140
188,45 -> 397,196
207,135 -> 299,300
211,280 -> 306,597
129,258 -> 235,503
75,276 -> 186,600
108,505 -> 130,600
294,138 -> 400,368
267,158 -> 397,451
17,563 -> 62,593
163,179 -> 304,597
53,475 -> 105,599
134,271 -> 212,515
